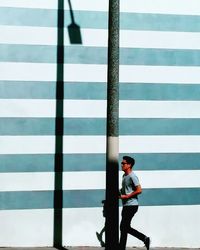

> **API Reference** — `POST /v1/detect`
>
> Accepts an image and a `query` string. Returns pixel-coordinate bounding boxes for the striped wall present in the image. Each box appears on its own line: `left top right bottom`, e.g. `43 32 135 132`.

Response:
0 0 200 248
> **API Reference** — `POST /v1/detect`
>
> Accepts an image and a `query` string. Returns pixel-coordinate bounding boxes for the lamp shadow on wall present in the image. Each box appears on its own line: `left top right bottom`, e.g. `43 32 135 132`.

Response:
54 0 82 249
67 0 82 44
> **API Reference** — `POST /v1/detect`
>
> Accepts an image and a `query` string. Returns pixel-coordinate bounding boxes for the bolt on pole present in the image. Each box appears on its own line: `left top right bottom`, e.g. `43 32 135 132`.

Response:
105 0 120 249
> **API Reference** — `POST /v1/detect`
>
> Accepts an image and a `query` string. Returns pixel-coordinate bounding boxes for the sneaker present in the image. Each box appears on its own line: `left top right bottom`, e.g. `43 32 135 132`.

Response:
144 237 150 250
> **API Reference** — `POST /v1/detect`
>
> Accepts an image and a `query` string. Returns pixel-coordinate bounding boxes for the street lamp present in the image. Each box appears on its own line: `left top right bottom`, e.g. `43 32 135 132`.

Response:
105 0 120 249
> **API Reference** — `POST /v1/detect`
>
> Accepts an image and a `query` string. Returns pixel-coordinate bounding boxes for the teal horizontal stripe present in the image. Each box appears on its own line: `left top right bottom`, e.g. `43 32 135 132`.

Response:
0 118 55 135
140 188 200 206
0 154 54 172
0 191 54 210
1 118 200 135
120 12 200 32
0 81 56 99
1 81 200 100
0 45 57 63
0 153 200 172
120 48 200 66
0 7 58 27
1 7 200 32
3 45 200 66
120 83 200 101
120 118 200 135
0 45 106 64
0 188 199 209
64 82 106 99
0 8 108 29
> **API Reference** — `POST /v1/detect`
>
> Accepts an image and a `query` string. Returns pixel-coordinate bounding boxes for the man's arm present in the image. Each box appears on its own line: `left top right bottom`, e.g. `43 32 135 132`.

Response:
119 185 142 200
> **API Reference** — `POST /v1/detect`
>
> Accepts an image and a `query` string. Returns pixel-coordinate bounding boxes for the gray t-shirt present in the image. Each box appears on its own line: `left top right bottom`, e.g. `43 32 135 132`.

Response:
121 171 140 206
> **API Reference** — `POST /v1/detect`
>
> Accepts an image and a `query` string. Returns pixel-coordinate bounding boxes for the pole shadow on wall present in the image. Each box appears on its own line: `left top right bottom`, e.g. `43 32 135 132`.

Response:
53 0 82 249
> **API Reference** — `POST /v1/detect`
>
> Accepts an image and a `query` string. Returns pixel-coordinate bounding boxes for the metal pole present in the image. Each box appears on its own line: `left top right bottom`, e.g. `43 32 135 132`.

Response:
105 0 120 249
54 0 64 247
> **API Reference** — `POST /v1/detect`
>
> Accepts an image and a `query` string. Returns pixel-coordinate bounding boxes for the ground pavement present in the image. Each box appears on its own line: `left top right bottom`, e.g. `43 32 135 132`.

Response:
0 247 198 250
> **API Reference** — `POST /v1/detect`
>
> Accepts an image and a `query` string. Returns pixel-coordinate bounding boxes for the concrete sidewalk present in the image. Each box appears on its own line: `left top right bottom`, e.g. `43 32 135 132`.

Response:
66 248 198 250
0 247 198 250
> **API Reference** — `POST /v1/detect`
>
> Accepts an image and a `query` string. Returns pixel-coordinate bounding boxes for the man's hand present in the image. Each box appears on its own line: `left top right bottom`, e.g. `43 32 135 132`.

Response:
119 194 128 200
119 186 142 200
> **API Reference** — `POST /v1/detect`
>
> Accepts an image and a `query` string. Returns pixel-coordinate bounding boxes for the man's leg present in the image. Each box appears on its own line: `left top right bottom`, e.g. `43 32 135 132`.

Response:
119 206 138 250
128 226 146 241
127 207 150 250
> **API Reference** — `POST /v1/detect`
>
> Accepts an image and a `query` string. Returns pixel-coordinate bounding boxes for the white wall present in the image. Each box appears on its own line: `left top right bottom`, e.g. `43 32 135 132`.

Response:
0 0 200 247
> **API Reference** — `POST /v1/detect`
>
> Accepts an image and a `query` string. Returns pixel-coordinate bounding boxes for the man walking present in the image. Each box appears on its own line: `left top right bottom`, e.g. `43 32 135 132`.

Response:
119 156 150 250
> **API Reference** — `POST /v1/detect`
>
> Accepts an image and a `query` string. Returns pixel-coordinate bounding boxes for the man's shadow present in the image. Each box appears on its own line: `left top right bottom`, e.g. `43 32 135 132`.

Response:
96 200 106 247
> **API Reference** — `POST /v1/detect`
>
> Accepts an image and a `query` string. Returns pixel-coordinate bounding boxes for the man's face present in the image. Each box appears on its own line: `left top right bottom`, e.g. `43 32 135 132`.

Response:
121 160 131 172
